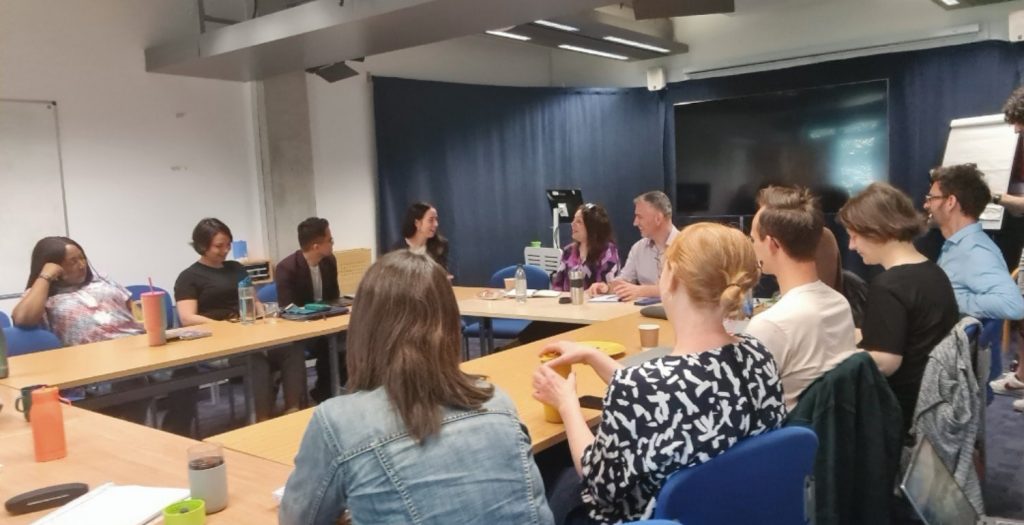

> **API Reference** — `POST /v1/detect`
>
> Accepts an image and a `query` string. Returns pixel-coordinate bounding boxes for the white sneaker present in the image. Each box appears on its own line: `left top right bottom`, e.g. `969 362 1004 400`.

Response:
990 372 1024 397
1013 398 1024 412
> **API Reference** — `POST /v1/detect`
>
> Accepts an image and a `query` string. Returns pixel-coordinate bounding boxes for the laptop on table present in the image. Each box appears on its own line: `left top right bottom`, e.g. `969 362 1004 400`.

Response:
901 437 1024 525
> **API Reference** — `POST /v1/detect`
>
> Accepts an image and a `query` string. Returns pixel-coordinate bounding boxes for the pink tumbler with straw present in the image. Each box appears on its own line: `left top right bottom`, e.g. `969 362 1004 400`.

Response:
141 280 166 346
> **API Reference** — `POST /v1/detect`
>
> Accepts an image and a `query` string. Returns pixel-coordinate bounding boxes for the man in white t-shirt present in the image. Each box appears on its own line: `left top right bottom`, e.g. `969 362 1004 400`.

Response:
746 186 859 410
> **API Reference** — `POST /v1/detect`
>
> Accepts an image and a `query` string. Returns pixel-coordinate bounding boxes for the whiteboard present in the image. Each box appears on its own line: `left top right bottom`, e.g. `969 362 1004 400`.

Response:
942 114 1018 230
0 99 68 298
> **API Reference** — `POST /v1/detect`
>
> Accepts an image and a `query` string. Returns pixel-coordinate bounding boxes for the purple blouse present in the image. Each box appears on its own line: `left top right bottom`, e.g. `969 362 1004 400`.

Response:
551 242 620 291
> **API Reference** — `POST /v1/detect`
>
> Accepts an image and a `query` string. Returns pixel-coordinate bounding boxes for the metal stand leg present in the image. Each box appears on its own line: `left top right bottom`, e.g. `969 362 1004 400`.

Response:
244 355 256 425
483 318 495 355
478 321 488 357
329 334 341 397
228 381 236 422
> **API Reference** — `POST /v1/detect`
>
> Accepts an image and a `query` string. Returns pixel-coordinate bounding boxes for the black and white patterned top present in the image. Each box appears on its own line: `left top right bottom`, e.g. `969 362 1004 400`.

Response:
580 334 787 523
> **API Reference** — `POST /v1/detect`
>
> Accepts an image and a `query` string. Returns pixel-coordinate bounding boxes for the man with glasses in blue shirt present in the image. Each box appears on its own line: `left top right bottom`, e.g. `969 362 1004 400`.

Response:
924 164 1024 322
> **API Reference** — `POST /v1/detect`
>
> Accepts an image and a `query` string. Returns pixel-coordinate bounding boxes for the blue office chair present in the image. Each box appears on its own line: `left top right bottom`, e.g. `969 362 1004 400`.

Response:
125 285 177 329
624 521 679 525
463 264 551 343
257 283 278 304
0 311 10 328
4 326 62 356
652 426 818 525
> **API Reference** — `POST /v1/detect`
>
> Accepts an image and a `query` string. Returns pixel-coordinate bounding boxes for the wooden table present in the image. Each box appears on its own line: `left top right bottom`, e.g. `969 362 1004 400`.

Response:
462 312 672 452
455 286 642 353
0 315 351 421
210 312 674 465
0 385 289 524
210 409 313 467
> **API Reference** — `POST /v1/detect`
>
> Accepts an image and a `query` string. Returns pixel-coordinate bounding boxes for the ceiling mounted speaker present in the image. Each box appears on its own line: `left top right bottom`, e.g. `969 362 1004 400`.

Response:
632 0 735 19
305 61 361 83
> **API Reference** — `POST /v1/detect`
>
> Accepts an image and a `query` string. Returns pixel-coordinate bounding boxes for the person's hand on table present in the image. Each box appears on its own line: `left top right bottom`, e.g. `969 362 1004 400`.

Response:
539 341 599 368
610 280 643 302
532 364 579 414
587 282 609 295
542 341 622 385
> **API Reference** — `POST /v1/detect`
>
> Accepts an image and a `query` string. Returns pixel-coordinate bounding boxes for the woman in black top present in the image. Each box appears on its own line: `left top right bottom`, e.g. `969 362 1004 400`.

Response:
175 218 306 420
838 183 959 436
392 202 450 273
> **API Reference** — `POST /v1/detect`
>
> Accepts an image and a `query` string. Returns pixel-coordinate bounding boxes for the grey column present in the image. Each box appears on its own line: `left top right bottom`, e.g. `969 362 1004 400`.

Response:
255 70 316 261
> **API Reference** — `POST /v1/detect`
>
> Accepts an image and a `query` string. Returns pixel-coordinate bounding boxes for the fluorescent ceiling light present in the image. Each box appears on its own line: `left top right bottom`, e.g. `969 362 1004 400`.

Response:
485 30 531 41
940 0 959 5
557 44 628 61
603 36 671 54
534 19 580 32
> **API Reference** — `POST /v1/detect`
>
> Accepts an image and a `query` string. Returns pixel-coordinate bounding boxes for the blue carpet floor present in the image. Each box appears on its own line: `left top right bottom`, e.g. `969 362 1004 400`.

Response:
984 394 1024 519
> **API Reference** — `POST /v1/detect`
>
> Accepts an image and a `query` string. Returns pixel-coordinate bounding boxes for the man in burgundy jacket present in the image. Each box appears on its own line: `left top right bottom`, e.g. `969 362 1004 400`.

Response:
276 217 341 403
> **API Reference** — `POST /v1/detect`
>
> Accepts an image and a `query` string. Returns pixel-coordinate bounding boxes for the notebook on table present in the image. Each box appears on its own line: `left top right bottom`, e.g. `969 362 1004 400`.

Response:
30 483 188 525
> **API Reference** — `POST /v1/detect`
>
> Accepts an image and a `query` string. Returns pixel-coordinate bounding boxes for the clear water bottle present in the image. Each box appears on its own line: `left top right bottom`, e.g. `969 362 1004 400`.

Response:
238 277 256 325
514 264 527 304
0 327 8 379
742 289 755 319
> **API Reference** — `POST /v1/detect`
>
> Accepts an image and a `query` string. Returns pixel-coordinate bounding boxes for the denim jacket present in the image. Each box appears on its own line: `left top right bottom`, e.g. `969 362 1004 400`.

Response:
279 385 554 525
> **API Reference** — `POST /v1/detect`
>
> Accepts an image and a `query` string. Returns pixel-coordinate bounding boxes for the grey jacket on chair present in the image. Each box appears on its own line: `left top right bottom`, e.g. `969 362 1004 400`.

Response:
908 316 986 514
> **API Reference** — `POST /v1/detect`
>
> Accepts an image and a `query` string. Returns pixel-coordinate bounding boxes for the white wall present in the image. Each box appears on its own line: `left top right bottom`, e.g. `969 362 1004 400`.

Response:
661 0 1024 80
307 35 561 258
307 0 1024 261
0 0 264 312
5 0 1020 306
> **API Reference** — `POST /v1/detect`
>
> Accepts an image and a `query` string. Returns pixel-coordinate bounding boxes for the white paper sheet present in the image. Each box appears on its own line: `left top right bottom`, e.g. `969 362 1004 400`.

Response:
942 114 1018 230
31 483 189 525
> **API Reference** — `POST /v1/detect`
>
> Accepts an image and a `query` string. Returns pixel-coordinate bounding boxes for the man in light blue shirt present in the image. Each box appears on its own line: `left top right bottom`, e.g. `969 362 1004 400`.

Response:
926 164 1024 320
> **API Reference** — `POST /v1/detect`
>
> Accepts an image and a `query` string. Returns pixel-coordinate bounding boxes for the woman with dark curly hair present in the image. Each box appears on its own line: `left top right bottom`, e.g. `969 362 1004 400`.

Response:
550 203 619 291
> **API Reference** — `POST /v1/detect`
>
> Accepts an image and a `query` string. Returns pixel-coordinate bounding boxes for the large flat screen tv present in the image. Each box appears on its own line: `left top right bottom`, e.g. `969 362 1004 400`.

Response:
674 80 889 215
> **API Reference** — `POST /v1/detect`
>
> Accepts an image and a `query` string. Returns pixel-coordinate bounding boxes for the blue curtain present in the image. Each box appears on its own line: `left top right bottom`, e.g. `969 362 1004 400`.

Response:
372 42 1024 284
374 77 672 285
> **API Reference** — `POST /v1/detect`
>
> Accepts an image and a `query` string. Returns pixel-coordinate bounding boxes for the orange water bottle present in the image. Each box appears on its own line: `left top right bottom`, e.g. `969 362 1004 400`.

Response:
30 387 67 462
